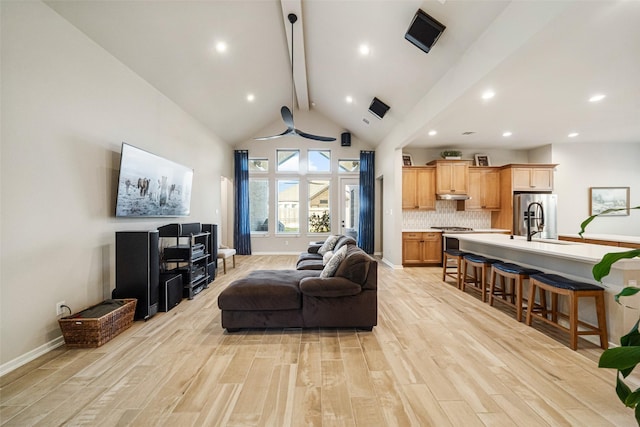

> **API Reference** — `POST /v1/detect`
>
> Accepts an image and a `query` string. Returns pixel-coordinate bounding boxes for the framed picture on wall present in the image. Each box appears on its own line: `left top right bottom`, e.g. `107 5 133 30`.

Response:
402 154 413 166
589 187 630 216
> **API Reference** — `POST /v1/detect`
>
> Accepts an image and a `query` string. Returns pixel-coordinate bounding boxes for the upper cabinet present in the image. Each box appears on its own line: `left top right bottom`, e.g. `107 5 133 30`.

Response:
511 166 554 191
463 167 500 210
402 167 436 210
427 160 471 195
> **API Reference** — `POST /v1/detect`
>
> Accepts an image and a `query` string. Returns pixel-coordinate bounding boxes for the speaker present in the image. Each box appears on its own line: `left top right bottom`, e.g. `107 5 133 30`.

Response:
158 222 201 237
368 97 390 119
404 9 446 54
207 261 216 284
201 224 218 281
114 231 159 320
341 132 351 147
159 273 182 312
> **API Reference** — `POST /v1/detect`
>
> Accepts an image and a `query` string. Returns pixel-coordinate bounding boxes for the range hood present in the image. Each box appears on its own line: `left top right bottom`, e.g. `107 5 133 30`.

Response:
437 194 470 201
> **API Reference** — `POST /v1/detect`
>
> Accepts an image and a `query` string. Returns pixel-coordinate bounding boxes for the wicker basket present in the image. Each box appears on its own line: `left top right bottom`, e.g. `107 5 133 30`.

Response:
58 299 137 348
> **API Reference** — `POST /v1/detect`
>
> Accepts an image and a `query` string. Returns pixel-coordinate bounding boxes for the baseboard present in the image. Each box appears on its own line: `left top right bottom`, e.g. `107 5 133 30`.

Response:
0 336 65 377
380 257 402 269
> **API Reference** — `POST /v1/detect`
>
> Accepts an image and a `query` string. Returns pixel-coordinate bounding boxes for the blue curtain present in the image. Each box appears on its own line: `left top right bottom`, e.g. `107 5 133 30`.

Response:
234 150 252 255
358 151 375 254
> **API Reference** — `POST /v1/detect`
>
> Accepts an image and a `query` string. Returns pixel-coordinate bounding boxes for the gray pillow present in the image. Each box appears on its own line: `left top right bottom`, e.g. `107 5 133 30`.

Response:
322 251 334 266
320 245 347 278
318 234 340 256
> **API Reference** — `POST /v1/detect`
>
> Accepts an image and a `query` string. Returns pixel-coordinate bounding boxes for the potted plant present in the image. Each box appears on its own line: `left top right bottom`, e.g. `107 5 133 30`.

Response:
581 206 640 423
440 150 462 160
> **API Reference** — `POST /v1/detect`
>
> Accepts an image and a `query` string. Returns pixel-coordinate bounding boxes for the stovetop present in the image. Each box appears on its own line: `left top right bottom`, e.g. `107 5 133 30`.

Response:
431 226 474 232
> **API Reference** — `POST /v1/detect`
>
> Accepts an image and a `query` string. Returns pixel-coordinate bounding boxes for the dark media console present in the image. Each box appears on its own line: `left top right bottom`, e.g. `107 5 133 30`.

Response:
113 223 218 320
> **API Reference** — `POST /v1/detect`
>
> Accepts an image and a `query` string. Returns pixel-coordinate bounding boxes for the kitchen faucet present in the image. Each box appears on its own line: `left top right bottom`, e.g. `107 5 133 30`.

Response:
526 202 545 241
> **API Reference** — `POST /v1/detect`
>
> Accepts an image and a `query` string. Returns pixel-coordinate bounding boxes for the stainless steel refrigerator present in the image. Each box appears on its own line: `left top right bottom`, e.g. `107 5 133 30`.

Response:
513 193 558 239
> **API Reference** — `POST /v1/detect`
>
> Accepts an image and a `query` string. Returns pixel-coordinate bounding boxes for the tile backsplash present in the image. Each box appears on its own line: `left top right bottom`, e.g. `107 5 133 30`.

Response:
402 200 492 229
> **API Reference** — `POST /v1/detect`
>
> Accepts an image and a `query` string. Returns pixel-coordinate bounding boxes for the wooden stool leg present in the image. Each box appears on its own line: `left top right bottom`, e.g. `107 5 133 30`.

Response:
569 292 579 350
457 258 463 289
223 258 227 274
525 281 536 325
540 289 548 319
515 276 523 322
489 268 496 306
481 265 487 303
441 255 447 281
595 292 609 349
551 293 559 323
232 254 236 268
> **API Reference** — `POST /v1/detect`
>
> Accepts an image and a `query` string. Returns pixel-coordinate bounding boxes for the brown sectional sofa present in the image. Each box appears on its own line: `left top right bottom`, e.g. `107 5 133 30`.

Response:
217 243 377 331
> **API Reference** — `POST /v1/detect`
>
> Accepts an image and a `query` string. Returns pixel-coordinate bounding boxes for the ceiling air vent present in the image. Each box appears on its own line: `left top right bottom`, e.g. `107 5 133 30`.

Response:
462 131 476 135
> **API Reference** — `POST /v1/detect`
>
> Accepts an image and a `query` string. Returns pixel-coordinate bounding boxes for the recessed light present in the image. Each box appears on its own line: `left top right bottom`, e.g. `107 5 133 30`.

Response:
568 132 579 138
359 44 370 56
215 41 227 53
246 93 255 102
589 94 606 102
481 90 495 100
428 130 437 136
502 131 512 137
345 96 353 104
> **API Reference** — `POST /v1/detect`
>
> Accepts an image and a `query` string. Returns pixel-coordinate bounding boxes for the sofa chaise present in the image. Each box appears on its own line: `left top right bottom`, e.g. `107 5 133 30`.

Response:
217 243 377 331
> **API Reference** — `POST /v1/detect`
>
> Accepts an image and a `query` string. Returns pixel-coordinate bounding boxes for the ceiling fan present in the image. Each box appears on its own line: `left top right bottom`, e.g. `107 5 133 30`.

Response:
255 13 336 142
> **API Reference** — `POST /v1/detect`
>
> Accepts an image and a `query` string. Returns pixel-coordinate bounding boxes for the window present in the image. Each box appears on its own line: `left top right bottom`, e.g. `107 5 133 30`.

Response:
277 179 299 233
277 150 299 172
249 158 268 173
339 159 360 173
308 180 330 233
249 178 269 232
308 150 331 172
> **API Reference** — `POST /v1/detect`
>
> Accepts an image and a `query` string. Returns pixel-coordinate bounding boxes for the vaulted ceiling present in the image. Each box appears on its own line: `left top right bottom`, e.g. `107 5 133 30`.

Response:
46 0 640 150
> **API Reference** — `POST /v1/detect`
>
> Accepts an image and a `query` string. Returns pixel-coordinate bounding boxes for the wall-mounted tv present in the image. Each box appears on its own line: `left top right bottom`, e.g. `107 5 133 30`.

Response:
115 143 193 217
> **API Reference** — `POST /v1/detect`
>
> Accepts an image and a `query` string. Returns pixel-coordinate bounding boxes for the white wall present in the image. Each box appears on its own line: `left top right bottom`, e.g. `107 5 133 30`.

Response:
0 1 232 369
553 142 640 236
234 110 374 254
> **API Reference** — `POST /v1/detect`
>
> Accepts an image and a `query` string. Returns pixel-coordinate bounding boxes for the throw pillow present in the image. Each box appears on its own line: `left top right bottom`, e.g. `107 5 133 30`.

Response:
323 251 334 266
317 234 340 256
320 245 347 278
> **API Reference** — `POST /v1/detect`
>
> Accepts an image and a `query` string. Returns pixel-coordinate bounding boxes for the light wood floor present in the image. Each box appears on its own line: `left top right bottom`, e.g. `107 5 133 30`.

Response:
1 255 636 426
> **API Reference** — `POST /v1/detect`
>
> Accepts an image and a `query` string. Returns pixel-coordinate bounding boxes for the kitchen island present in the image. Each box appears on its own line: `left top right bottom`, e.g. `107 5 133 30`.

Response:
450 233 640 343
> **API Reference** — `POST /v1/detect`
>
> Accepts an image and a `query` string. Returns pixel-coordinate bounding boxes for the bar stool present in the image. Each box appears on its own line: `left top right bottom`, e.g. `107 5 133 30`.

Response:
462 254 501 302
489 262 542 321
525 273 608 350
442 249 470 288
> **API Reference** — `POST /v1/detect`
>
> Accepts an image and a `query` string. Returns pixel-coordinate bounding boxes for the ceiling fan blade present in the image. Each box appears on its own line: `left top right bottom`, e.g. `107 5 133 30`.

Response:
296 129 336 142
254 128 294 140
281 106 295 130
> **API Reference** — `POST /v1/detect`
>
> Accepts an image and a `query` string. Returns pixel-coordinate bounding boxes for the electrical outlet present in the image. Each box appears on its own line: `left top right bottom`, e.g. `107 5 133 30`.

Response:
56 301 66 316
630 280 638 286
285 240 289 246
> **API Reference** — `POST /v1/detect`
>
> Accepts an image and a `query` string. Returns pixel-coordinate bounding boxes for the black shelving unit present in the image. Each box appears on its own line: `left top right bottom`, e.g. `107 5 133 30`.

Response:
158 223 210 299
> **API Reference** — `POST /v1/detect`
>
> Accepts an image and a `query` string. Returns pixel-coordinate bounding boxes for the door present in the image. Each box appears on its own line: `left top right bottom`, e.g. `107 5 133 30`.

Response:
340 178 359 242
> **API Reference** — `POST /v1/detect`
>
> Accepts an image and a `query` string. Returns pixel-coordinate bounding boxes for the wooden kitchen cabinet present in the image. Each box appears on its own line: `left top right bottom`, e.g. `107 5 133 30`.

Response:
512 166 554 191
428 160 470 195
402 232 442 265
402 167 436 210
463 167 500 210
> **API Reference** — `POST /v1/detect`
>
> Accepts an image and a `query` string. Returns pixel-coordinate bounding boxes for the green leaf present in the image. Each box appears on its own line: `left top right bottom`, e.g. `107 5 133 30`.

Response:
636 404 640 425
616 287 640 304
622 321 640 347
617 373 633 405
592 250 640 282
580 206 640 237
599 346 640 371
626 389 640 407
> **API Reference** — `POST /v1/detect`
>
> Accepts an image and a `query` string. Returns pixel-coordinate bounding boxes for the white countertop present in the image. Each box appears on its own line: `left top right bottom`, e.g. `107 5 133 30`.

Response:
450 233 640 266
559 233 640 246
402 228 509 233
